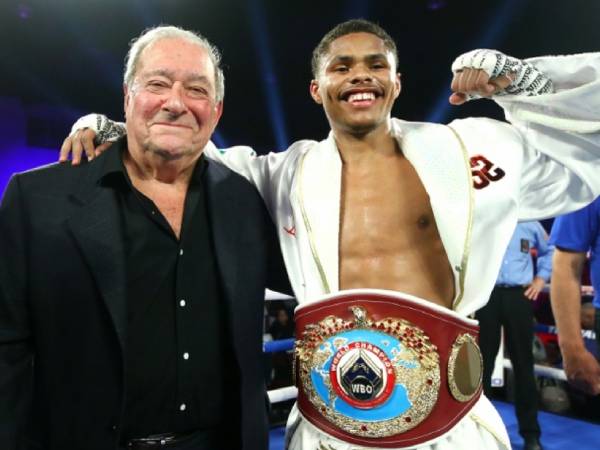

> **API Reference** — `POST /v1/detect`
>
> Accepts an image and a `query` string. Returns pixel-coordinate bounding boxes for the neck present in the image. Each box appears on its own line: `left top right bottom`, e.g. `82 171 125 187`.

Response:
333 119 399 164
124 141 201 186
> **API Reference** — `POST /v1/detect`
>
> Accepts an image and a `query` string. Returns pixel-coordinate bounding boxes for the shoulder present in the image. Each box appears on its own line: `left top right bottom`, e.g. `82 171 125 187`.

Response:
4 141 124 204
286 139 319 153
205 158 264 203
524 221 547 238
394 116 521 150
449 117 520 139
209 140 317 159
8 159 92 198
551 209 595 247
448 117 527 169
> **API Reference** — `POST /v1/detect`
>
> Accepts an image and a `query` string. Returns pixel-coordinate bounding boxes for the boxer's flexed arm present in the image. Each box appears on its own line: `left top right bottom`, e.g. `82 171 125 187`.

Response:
449 49 553 105
59 49 551 163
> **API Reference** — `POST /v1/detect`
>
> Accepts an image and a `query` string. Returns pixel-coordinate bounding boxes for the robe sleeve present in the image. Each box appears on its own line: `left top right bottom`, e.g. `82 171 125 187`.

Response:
496 52 600 220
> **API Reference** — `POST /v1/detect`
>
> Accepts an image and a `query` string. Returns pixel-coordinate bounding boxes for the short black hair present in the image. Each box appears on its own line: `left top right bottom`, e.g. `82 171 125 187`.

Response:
311 19 398 78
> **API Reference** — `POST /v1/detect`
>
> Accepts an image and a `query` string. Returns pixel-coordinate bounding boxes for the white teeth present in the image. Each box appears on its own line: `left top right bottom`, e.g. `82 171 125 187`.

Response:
348 92 376 102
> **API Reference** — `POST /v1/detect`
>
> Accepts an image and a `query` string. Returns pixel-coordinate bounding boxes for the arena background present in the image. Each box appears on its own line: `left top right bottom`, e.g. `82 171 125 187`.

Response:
1 1 600 448
1 0 600 190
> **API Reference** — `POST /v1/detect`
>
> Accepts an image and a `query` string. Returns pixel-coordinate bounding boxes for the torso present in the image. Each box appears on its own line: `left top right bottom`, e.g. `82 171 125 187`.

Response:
339 148 455 308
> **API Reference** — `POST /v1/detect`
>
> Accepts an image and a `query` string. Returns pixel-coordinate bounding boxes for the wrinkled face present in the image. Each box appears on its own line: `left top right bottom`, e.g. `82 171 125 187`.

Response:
310 32 401 135
124 38 223 161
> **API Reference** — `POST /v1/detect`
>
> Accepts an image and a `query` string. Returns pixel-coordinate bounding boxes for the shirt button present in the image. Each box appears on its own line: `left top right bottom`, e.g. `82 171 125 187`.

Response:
179 249 184 256
179 403 186 411
179 299 186 307
183 352 190 360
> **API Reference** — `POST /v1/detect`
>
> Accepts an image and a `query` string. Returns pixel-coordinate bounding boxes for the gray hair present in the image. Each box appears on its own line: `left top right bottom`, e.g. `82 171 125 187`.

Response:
124 25 225 102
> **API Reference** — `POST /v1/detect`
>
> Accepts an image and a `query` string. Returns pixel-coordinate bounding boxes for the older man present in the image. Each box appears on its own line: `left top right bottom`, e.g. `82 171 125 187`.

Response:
0 26 288 450
64 19 600 450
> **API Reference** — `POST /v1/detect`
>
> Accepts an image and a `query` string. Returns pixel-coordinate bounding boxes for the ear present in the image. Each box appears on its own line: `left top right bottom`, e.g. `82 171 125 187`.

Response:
207 100 224 137
213 100 224 125
309 79 323 104
393 72 402 99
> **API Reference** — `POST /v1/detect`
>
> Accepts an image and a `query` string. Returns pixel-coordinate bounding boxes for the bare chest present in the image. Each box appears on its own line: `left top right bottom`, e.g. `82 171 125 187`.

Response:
339 157 454 306
340 160 434 248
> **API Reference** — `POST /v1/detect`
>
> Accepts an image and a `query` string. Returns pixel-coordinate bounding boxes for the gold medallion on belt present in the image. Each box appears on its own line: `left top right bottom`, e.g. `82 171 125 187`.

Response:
295 306 441 438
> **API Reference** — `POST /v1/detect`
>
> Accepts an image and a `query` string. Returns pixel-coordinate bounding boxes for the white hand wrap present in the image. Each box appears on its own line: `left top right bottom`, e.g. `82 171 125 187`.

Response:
70 114 126 144
451 49 554 99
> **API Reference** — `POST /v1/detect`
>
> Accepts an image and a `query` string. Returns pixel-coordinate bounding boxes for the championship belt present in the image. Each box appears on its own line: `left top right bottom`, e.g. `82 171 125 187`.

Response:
294 290 482 448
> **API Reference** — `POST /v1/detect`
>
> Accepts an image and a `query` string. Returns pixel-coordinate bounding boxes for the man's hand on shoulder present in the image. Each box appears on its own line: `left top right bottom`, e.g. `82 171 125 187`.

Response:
60 128 109 165
449 49 553 105
59 113 125 165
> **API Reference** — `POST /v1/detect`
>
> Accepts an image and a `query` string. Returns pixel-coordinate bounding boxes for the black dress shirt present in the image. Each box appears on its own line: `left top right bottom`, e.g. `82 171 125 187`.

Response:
98 147 239 440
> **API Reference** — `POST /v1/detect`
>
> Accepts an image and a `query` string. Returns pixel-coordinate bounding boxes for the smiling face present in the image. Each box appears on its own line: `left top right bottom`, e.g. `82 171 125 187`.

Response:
124 37 223 161
310 32 401 136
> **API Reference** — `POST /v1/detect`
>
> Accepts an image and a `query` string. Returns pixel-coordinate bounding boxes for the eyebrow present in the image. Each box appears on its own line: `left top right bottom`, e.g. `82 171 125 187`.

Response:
142 69 211 84
328 53 389 66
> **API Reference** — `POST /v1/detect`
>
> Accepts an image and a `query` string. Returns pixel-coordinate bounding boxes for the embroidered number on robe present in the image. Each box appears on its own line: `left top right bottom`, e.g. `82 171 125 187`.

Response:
470 155 505 189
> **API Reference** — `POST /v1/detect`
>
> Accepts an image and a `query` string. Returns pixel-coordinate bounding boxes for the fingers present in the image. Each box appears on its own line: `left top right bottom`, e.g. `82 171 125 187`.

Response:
564 352 600 395
450 68 498 105
523 287 538 301
59 136 72 162
71 132 84 166
61 128 99 166
489 71 515 91
81 130 96 162
569 375 600 396
448 92 467 105
95 141 112 157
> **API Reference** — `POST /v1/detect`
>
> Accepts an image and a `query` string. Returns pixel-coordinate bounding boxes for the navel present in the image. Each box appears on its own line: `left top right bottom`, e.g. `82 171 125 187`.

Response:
417 214 430 230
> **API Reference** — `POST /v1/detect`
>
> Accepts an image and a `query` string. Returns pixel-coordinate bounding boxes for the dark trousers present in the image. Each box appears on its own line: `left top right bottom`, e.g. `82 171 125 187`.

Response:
476 286 540 438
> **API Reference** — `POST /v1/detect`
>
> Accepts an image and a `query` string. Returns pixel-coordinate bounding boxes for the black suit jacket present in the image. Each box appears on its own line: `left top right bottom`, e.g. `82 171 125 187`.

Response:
0 143 290 450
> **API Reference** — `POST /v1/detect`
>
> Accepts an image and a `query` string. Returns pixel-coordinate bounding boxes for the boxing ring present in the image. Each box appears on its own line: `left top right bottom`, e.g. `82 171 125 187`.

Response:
262 291 600 450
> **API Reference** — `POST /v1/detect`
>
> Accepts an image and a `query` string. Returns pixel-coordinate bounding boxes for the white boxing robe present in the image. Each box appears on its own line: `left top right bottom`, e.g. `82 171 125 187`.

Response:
199 52 600 450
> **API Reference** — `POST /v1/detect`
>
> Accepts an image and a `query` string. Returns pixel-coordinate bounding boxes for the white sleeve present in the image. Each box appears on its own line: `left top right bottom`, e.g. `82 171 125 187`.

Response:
203 140 311 216
495 52 600 220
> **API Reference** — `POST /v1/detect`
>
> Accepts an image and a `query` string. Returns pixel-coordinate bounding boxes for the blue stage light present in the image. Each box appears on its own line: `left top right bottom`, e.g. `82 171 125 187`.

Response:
247 0 289 151
427 0 526 123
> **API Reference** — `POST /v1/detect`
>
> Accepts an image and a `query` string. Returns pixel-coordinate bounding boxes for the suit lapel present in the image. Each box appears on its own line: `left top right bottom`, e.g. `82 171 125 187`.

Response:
66 149 128 351
204 161 240 302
